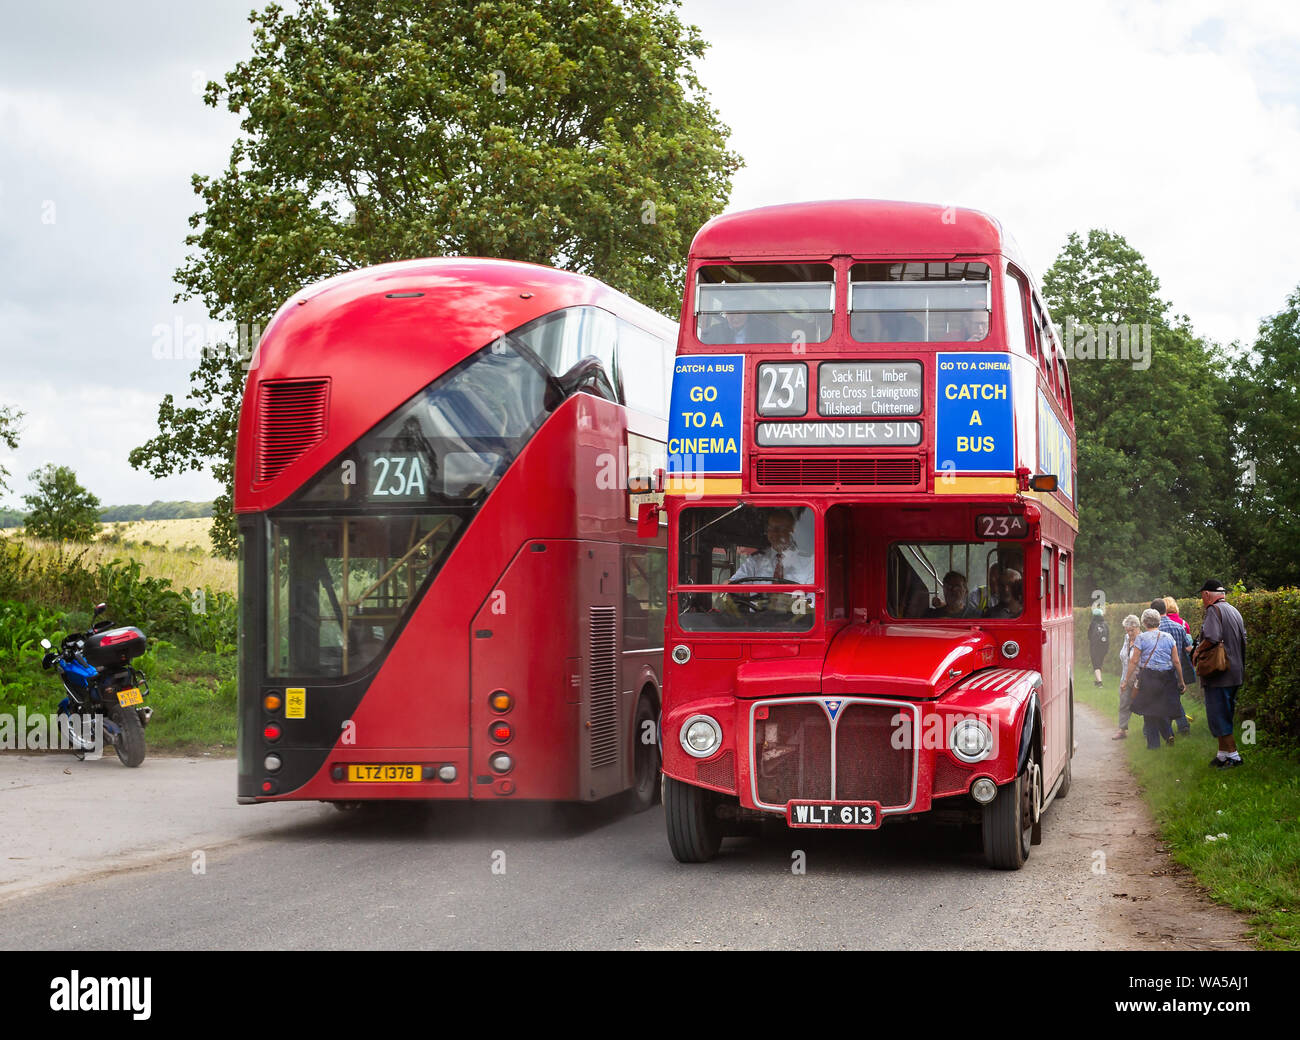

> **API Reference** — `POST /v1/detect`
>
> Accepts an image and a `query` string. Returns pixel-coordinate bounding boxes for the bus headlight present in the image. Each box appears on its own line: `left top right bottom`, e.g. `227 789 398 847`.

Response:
1001 640 1020 659
950 719 994 763
680 715 721 758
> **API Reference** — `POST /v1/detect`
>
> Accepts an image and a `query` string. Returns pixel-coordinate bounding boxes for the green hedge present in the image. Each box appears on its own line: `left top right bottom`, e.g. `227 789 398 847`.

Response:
1074 589 1300 752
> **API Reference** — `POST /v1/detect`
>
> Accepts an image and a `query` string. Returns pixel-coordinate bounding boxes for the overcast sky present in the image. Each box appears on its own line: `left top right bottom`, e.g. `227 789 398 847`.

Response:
2 0 1298 509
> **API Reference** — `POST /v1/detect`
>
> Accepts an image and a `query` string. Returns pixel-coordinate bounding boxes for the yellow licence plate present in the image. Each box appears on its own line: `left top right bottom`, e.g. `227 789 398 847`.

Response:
347 764 421 783
116 687 144 707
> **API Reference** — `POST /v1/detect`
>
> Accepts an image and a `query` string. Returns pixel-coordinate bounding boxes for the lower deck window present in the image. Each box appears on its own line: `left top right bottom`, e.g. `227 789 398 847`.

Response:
267 514 463 677
889 541 1025 620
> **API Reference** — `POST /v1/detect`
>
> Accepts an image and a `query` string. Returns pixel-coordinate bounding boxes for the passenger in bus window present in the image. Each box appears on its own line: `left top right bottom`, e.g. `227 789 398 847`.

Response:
700 310 781 345
984 569 1024 618
926 572 981 619
967 562 1001 614
729 508 814 584
965 313 990 341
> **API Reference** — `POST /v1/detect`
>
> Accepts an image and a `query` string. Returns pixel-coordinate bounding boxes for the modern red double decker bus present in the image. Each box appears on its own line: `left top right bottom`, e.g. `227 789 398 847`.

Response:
651 200 1078 868
234 258 676 810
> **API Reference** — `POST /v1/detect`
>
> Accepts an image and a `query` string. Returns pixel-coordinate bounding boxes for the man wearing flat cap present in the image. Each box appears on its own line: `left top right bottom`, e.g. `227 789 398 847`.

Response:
1194 580 1247 769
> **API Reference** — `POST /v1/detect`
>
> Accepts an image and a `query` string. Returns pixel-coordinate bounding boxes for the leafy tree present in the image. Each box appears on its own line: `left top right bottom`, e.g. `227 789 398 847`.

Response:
0 405 22 498
132 0 741 557
1042 230 1238 602
1228 284 1300 587
22 465 102 542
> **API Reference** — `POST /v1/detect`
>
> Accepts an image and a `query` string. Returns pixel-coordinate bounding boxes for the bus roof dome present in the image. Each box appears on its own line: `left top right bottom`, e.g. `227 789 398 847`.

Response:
690 199 1010 261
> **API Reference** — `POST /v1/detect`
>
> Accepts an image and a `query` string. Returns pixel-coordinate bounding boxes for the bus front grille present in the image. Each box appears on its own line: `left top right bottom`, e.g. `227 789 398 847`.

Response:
834 704 913 805
752 699 916 810
754 703 832 805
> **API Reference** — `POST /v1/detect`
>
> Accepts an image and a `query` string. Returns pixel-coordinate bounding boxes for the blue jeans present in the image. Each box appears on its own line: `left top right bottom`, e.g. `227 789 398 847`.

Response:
1142 715 1174 749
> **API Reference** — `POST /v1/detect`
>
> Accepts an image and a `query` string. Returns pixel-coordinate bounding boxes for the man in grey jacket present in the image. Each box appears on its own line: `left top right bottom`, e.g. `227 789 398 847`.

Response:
1195 579 1247 769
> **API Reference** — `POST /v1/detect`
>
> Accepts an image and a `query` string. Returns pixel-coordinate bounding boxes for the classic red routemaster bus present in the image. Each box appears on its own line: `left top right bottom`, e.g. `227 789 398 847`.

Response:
235 258 676 810
649 200 1078 868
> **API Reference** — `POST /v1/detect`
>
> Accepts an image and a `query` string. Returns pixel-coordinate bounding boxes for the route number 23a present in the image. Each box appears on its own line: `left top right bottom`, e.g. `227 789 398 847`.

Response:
371 455 427 497
758 363 807 415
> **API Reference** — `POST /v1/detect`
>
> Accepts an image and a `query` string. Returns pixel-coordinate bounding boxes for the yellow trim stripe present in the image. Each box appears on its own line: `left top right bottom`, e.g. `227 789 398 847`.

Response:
933 476 1019 495
663 477 743 496
1023 489 1080 531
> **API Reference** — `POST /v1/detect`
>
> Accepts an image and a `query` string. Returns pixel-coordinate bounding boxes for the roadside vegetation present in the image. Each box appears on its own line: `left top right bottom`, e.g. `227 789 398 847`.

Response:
1073 601 1300 950
0 526 236 753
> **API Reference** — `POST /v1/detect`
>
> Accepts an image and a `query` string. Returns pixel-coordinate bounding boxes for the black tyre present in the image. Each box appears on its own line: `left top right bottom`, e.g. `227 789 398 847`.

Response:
982 754 1035 869
664 775 722 863
112 707 146 768
628 693 661 813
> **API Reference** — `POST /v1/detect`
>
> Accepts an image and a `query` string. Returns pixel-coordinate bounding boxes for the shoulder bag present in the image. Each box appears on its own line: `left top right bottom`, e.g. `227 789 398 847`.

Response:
1194 604 1228 677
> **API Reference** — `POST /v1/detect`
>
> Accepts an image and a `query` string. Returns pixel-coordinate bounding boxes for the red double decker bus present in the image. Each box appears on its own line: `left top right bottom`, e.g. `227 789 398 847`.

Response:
653 200 1077 868
235 258 676 810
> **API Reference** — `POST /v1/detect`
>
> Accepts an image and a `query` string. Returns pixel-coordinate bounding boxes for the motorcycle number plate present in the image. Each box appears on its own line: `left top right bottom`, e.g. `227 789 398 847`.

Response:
116 687 144 707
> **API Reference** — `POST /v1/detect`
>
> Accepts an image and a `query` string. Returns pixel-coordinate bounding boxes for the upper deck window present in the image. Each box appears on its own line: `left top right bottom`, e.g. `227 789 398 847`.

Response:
695 264 833 346
850 262 990 343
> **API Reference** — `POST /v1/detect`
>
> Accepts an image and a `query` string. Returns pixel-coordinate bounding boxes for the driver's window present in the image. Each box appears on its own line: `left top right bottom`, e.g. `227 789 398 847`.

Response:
677 504 816 633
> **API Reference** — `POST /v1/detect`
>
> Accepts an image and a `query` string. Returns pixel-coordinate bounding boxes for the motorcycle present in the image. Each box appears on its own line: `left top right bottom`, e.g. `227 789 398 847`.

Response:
40 602 152 767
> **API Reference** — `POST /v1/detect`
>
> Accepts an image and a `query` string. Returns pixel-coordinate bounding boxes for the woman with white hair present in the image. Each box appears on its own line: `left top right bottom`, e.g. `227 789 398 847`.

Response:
1112 613 1141 740
1122 608 1187 749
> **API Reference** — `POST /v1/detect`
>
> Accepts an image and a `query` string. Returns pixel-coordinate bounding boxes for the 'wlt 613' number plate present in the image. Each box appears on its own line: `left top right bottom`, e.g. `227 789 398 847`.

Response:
786 801 882 829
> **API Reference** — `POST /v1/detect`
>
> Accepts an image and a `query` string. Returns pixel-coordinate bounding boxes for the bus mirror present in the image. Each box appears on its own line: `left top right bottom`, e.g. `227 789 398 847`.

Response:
1029 474 1058 492
637 502 661 538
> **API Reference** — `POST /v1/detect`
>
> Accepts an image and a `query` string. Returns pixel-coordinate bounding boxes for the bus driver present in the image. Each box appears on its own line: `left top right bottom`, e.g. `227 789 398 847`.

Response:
729 508 814 585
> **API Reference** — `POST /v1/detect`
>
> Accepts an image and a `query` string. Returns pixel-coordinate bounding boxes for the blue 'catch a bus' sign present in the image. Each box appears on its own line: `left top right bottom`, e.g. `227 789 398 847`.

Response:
934 352 1014 473
667 354 744 474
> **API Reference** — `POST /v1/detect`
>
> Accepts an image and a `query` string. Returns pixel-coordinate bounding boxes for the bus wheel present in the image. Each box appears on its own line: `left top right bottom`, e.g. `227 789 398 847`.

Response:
664 776 722 863
982 754 1035 870
628 693 661 813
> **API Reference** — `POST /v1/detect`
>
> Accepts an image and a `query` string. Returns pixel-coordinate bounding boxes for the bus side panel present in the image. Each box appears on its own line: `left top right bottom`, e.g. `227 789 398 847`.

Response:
470 540 582 800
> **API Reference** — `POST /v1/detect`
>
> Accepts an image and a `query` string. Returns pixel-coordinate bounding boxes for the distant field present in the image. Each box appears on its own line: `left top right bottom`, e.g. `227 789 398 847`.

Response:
7 517 234 596
100 516 213 551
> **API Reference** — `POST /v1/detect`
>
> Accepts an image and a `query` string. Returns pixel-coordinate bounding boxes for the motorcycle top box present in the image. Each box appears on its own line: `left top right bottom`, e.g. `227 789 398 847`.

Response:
83 626 147 667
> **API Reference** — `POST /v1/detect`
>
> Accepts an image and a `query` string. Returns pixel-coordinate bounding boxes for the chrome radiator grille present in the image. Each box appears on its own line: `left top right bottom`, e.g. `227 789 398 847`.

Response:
751 698 917 811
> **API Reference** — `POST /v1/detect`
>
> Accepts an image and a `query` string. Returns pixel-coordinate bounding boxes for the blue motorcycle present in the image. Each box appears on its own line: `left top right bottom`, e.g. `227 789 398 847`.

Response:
40 602 152 767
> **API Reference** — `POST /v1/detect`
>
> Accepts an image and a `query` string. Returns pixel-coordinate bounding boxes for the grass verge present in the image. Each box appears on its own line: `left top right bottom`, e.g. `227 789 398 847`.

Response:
1076 664 1300 950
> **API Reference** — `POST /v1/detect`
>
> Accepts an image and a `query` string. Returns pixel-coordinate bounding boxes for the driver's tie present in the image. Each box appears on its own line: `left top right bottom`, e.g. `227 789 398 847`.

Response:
774 553 784 582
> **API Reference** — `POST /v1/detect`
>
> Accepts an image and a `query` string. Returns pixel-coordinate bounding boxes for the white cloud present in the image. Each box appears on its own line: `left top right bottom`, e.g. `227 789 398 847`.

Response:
683 0 1300 345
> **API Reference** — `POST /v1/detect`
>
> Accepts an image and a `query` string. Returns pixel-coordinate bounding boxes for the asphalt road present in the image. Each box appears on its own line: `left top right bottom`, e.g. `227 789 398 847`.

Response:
0 706 1250 951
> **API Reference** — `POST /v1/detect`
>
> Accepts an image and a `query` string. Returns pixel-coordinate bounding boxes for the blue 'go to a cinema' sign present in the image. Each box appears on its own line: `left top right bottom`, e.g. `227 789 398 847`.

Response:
668 354 744 474
934 352 1014 473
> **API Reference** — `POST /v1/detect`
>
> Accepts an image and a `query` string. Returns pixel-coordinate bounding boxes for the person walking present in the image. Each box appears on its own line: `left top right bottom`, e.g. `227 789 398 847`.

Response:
1088 607 1109 687
1194 580 1248 769
1151 598 1194 735
1123 608 1186 749
1112 613 1141 740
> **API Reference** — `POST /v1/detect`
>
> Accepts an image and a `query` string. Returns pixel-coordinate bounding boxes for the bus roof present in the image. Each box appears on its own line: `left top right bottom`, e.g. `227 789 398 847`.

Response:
239 257 674 510
689 199 1022 266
